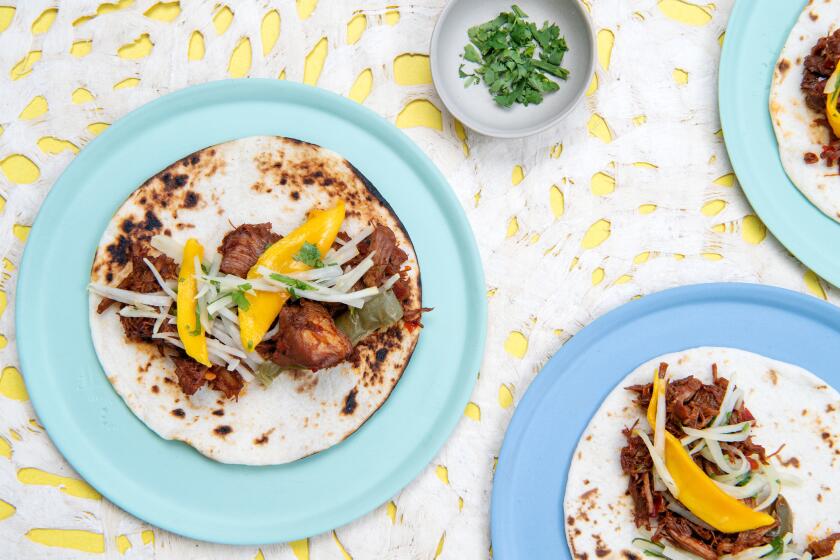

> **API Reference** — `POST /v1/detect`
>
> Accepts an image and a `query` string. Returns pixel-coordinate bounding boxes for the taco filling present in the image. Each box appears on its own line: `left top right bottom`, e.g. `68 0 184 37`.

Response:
89 203 428 401
801 29 840 169
622 363 839 560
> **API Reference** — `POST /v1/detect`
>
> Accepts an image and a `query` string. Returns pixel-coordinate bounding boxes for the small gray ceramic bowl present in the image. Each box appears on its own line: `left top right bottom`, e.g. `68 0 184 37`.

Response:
430 0 595 138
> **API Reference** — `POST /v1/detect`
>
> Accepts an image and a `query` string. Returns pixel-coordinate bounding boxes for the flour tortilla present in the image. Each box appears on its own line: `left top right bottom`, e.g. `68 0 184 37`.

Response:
770 1 840 222
89 136 422 465
564 347 840 560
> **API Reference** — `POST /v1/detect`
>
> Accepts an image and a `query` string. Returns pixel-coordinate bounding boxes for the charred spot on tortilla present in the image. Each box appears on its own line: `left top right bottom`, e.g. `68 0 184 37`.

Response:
254 429 274 445
151 385 159 394
212 409 224 416
214 425 232 436
376 348 388 362
182 191 199 208
778 58 791 75
291 190 300 200
106 235 131 265
342 387 358 415
171 408 185 418
105 272 113 282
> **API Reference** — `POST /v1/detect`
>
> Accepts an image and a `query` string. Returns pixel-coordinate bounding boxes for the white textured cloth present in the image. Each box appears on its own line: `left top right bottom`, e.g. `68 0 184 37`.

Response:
0 0 835 558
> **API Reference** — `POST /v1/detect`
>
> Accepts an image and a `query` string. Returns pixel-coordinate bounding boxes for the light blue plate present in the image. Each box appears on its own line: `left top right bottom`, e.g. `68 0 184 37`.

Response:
490 283 840 559
16 80 486 544
719 0 840 285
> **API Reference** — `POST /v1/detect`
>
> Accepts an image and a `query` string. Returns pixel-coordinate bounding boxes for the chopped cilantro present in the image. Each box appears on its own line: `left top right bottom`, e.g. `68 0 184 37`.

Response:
459 5 569 108
190 308 202 336
293 242 325 268
230 289 250 311
270 274 312 291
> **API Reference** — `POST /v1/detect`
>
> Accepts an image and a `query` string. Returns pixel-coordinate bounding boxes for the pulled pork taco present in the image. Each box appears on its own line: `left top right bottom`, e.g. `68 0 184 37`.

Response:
88 136 428 465
770 1 840 222
565 347 840 560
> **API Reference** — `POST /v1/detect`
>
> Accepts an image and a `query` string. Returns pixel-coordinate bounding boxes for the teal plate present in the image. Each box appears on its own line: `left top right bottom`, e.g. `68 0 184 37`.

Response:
719 0 840 286
16 80 486 544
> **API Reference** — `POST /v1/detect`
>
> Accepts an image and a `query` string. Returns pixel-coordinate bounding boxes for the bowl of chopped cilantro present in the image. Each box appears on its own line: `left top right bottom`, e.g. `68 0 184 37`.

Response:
430 0 595 138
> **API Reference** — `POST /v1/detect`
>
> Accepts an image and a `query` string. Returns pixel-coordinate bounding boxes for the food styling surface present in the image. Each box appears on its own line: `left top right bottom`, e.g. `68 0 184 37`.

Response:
2 0 840 559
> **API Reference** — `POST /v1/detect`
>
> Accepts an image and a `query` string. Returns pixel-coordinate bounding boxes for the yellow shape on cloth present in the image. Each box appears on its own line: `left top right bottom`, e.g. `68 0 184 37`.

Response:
658 0 713 26
0 292 5 316
597 29 614 70
804 270 827 300
701 199 726 216
592 267 605 285
73 0 133 26
504 331 528 358
436 465 449 485
304 37 328 85
633 115 647 126
435 533 446 558
213 5 233 34
385 7 400 25
499 384 513 409
228 37 252 78
550 143 563 158
38 137 79 155
394 53 431 85
718 32 725 47
297 0 318 20
464 402 481 421
614 274 633 285
10 51 42 80
638 204 657 214
261 10 280 56
591 172 615 195
87 123 110 136
0 435 11 459
550 185 565 218
290 538 309 559
332 532 352 559
386 501 397 523
1 155 39 184
713 173 736 187
586 73 598 96
144 2 180 22
188 31 205 60
348 69 373 104
19 96 48 120
347 13 366 45
587 114 612 143
71 40 93 57
512 165 524 185
114 77 140 90
118 33 153 59
455 120 469 156
8 223 20 241
0 499 15 520
72 88 94 104
702 253 723 261
141 530 154 545
255 550 265 560
581 219 611 249
26 529 104 554
17 468 101 500
32 8 57 34
116 534 131 554
396 100 442 130
506 216 519 238
0 6 14 33
673 68 689 85
742 215 767 245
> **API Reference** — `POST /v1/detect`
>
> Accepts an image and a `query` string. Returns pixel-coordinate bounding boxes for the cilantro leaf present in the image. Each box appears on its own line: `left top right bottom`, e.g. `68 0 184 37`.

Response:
270 274 313 294
293 242 325 268
230 289 250 311
190 307 202 336
459 5 570 108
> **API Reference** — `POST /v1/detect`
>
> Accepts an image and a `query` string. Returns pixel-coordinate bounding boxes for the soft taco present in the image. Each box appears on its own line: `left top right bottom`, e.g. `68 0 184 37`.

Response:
564 347 840 560
770 1 840 222
88 136 429 465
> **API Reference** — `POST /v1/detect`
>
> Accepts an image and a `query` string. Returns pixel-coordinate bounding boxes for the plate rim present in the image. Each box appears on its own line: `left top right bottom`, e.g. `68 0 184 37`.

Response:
489 281 840 559
15 78 488 544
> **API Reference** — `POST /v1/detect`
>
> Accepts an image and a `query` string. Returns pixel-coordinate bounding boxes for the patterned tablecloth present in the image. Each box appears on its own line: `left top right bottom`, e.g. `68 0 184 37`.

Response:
0 0 835 558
